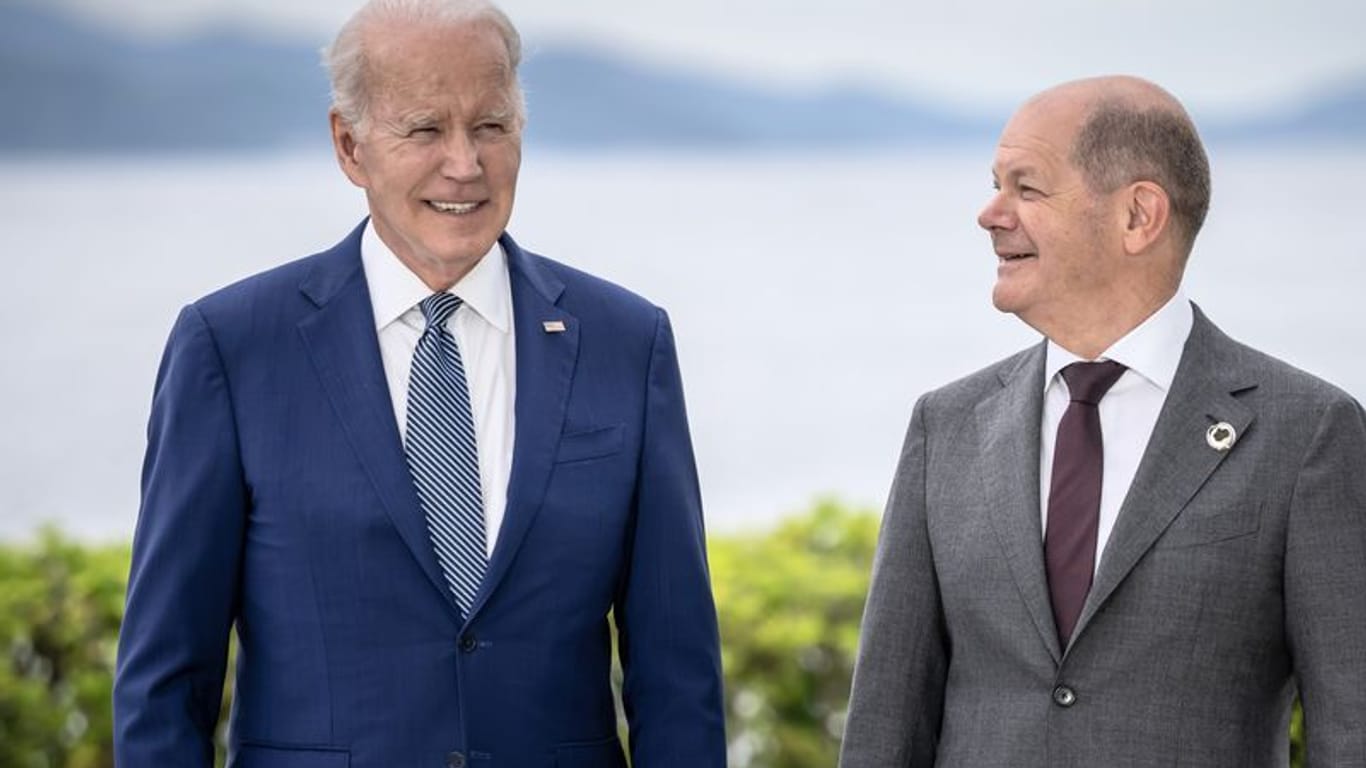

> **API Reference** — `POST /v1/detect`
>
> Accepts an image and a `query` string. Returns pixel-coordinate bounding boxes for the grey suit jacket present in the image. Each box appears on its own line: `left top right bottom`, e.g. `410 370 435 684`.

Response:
840 306 1366 767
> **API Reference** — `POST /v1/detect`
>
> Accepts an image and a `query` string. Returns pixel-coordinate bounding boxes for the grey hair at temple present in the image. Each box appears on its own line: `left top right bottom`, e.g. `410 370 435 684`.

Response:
323 0 525 133
1071 100 1212 257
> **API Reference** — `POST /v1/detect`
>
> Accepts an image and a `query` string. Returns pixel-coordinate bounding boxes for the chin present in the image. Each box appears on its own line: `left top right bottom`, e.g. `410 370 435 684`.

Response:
434 233 498 263
991 285 1021 315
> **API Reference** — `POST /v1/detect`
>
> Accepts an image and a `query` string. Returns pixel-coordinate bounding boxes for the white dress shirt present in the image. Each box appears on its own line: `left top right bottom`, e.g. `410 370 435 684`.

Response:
361 223 516 558
1040 291 1194 573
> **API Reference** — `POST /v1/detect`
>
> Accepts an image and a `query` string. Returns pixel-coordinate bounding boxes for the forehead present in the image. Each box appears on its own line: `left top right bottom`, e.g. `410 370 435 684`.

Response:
992 98 1084 178
366 20 515 105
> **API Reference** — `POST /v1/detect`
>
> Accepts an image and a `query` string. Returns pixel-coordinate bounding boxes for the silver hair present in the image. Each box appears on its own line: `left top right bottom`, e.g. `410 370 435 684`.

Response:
1071 100 1211 256
323 0 525 133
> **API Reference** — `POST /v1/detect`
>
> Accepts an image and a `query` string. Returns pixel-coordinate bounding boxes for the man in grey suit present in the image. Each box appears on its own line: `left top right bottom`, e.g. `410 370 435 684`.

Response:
840 75 1366 766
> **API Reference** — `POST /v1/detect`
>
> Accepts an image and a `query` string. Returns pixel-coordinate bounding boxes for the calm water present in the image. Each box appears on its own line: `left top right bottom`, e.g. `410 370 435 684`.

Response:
3 145 1364 539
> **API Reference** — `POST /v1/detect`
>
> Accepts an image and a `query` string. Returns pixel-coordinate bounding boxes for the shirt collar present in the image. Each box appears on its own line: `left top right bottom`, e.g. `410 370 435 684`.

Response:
1043 290 1194 392
360 221 513 334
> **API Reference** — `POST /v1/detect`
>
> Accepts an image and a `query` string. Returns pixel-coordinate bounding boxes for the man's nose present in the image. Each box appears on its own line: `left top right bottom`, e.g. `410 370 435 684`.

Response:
977 191 1015 231
441 131 482 181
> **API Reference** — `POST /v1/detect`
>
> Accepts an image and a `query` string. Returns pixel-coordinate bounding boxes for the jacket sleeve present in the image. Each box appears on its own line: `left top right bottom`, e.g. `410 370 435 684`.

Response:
840 394 947 767
1284 394 1366 764
614 308 728 766
113 304 247 766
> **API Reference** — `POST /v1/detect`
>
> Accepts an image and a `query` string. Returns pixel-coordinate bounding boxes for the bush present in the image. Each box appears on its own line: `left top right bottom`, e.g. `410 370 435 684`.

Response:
0 531 126 768
711 499 879 766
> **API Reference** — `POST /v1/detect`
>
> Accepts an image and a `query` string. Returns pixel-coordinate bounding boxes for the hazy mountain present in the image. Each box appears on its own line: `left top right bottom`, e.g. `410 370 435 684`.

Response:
1210 80 1366 142
518 46 998 147
0 4 1361 153
0 5 330 151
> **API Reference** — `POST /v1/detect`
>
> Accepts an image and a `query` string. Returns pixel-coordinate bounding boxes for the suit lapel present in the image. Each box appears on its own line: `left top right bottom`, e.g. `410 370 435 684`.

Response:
1074 307 1256 640
465 235 579 620
976 342 1064 663
296 222 460 616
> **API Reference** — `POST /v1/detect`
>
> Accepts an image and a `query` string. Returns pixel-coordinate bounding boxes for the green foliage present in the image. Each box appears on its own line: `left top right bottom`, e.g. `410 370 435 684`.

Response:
0 531 127 768
0 504 1311 767
710 499 879 767
1291 700 1305 768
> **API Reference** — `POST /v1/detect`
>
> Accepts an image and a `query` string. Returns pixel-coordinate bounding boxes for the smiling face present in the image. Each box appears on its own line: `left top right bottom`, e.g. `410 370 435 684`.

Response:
331 18 522 290
977 94 1127 340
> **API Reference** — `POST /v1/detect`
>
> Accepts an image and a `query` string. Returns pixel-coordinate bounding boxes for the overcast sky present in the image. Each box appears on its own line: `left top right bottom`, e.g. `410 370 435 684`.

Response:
53 0 1366 118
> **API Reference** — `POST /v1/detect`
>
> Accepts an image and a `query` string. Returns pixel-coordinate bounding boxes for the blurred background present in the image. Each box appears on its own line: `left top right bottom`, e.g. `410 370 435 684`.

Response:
2 0 1364 539
0 0 1359 764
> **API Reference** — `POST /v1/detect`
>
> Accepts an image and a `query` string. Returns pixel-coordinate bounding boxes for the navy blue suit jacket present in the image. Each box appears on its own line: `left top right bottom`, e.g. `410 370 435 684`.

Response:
113 223 726 767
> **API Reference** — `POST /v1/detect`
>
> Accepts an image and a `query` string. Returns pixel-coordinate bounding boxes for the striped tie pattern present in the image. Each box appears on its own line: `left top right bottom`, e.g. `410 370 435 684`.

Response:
405 293 487 616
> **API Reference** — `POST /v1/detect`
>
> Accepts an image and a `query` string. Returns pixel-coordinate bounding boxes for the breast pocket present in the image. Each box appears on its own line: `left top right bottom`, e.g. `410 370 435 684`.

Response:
555 424 625 464
232 743 350 768
555 735 627 768
1155 503 1262 549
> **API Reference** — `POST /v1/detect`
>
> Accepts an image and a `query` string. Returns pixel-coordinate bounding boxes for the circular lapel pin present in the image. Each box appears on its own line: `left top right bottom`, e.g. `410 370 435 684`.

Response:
1206 422 1237 452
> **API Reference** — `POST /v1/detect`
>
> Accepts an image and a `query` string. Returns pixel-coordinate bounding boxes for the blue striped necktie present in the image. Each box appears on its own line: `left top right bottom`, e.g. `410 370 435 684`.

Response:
405 292 487 616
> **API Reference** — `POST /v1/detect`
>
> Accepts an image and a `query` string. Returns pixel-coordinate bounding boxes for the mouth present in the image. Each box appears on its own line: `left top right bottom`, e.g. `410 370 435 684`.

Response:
426 200 483 215
997 251 1036 263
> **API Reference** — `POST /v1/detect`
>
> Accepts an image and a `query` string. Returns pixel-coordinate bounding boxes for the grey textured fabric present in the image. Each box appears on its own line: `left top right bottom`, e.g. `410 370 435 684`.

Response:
840 305 1366 767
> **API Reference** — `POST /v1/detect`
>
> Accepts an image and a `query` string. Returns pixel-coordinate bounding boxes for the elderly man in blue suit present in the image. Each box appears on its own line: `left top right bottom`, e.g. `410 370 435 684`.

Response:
112 1 726 765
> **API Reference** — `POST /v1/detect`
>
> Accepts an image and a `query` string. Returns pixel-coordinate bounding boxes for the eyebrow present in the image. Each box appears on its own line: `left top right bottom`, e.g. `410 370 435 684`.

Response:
482 106 516 122
394 111 439 129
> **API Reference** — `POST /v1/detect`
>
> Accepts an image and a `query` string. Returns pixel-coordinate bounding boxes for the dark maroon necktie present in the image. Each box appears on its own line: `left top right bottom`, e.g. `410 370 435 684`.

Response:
1045 360 1127 648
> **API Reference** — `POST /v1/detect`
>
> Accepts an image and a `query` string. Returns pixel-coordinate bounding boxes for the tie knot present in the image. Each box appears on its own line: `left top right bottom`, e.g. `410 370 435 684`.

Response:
418 292 464 330
1061 360 1127 405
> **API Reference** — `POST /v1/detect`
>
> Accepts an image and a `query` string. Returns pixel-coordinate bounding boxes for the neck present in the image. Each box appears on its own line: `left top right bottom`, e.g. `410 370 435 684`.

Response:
1030 288 1177 359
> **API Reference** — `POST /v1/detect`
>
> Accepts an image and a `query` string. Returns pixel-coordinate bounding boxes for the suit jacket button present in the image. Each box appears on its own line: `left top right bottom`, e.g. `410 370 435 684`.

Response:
446 751 466 768
459 634 477 653
1052 685 1077 708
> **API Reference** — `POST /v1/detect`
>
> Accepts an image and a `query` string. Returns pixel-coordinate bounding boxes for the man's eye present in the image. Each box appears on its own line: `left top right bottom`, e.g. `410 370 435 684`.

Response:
1019 185 1044 198
409 126 439 137
476 122 509 135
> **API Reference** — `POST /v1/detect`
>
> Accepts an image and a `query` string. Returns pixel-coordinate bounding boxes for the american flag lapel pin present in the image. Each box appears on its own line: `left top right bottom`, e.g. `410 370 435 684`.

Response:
542 320 567 333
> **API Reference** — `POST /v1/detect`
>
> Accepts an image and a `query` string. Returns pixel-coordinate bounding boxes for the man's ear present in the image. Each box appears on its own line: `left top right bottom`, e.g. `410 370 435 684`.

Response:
1121 181 1170 255
330 110 367 188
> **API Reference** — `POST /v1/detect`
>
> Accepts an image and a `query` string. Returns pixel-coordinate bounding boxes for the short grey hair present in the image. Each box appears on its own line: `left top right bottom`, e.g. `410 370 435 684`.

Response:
1071 101 1211 255
323 0 524 132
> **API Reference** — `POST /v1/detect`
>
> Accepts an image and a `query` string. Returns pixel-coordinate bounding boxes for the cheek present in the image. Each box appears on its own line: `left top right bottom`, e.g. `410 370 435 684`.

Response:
486 144 521 186
374 145 437 186
1053 235 1106 286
